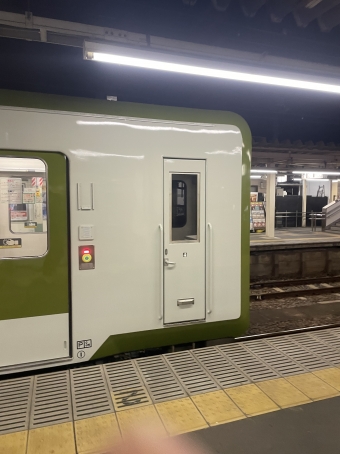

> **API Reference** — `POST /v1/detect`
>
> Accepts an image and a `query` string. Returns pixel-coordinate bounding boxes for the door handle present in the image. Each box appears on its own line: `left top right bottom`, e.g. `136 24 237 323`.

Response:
164 258 176 266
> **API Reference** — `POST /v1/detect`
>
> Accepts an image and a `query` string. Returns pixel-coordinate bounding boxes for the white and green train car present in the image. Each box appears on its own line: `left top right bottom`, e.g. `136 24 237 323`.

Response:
0 90 251 374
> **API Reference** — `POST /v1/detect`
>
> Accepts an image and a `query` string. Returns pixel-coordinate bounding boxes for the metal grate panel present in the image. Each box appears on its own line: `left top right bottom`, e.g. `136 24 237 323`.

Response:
0 376 33 435
218 343 279 382
164 351 220 395
312 331 340 353
289 333 340 366
104 361 152 411
192 347 250 388
135 356 187 402
244 340 307 377
29 370 72 429
267 337 330 371
70 365 114 420
330 327 340 337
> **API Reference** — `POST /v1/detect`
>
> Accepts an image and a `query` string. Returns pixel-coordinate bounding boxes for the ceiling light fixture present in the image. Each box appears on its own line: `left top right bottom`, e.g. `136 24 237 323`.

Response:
84 42 340 94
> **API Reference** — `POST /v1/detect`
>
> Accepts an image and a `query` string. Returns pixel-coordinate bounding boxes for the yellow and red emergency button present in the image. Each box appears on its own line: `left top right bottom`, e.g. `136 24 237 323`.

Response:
79 245 95 270
82 250 92 263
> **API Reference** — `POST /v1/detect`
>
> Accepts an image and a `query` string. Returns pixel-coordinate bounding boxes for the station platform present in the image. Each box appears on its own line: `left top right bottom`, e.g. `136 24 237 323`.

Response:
250 227 340 251
2 327 340 454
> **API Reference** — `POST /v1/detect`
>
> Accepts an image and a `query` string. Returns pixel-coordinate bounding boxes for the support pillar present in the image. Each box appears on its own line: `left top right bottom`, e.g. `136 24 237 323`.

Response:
302 177 307 227
331 180 338 202
265 173 276 238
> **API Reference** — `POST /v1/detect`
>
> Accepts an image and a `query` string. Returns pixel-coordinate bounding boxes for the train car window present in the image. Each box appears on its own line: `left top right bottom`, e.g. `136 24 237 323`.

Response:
171 174 199 242
172 179 187 228
0 157 48 257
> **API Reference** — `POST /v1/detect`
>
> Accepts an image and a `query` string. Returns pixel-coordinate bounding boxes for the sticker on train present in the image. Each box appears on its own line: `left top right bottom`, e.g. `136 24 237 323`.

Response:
0 238 22 248
77 339 92 349
10 211 27 221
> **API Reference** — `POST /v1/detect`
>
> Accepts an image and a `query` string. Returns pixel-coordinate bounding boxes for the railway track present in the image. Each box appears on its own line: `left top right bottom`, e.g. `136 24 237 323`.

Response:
250 276 340 300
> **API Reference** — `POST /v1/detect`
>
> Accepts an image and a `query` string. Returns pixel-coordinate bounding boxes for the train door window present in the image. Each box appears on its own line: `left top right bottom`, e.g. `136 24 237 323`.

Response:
0 157 48 257
172 180 187 228
171 174 199 242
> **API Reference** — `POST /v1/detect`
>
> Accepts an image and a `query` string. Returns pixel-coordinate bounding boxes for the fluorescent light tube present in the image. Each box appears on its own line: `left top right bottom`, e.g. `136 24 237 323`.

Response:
306 178 329 181
251 169 277 174
294 177 329 181
84 42 340 94
250 176 261 179
292 171 340 175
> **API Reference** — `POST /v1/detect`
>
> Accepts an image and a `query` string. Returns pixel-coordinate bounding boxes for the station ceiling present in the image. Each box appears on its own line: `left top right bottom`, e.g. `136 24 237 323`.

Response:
1 0 340 154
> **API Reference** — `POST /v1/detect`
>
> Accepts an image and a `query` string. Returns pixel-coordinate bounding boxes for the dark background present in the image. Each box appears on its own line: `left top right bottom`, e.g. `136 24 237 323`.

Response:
1 0 340 143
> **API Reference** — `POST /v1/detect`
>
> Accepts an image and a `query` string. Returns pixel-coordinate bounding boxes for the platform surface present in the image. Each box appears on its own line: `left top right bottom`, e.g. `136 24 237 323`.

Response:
188 396 340 454
2 327 340 453
250 227 340 249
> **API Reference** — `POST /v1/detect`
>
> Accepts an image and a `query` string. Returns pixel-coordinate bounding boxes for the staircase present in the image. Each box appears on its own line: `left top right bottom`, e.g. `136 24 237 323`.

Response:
328 220 340 233
323 200 340 234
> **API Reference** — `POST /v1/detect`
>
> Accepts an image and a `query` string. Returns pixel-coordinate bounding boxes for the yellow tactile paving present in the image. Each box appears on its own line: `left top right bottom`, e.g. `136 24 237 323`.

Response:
4 355 340 454
27 422 76 454
191 390 245 425
116 404 166 438
156 398 208 435
257 378 311 408
286 373 339 401
0 431 27 454
313 368 340 391
225 384 279 416
74 414 121 454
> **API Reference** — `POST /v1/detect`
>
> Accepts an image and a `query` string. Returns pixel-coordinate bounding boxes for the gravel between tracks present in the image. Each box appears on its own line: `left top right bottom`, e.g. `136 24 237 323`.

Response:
246 294 340 335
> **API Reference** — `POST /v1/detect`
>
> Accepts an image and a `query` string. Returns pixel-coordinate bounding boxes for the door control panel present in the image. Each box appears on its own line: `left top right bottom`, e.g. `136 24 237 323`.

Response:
79 245 95 270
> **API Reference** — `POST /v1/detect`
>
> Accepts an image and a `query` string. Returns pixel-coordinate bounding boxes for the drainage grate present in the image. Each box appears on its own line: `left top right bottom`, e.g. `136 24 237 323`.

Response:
104 361 152 411
29 371 72 429
192 347 250 388
135 356 187 402
267 336 330 371
164 351 220 395
70 365 113 420
218 343 279 382
0 376 33 435
289 334 340 366
244 340 307 377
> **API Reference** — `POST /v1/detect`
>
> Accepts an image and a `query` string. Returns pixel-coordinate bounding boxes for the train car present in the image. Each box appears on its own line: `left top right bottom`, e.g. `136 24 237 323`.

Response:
0 90 251 374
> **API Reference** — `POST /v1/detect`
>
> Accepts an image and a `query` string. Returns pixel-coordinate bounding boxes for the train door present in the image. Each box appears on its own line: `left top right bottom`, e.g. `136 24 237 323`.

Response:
0 152 70 368
163 159 206 324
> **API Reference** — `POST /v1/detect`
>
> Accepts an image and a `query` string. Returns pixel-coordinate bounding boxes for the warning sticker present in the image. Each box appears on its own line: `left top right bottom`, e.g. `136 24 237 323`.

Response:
0 238 22 249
